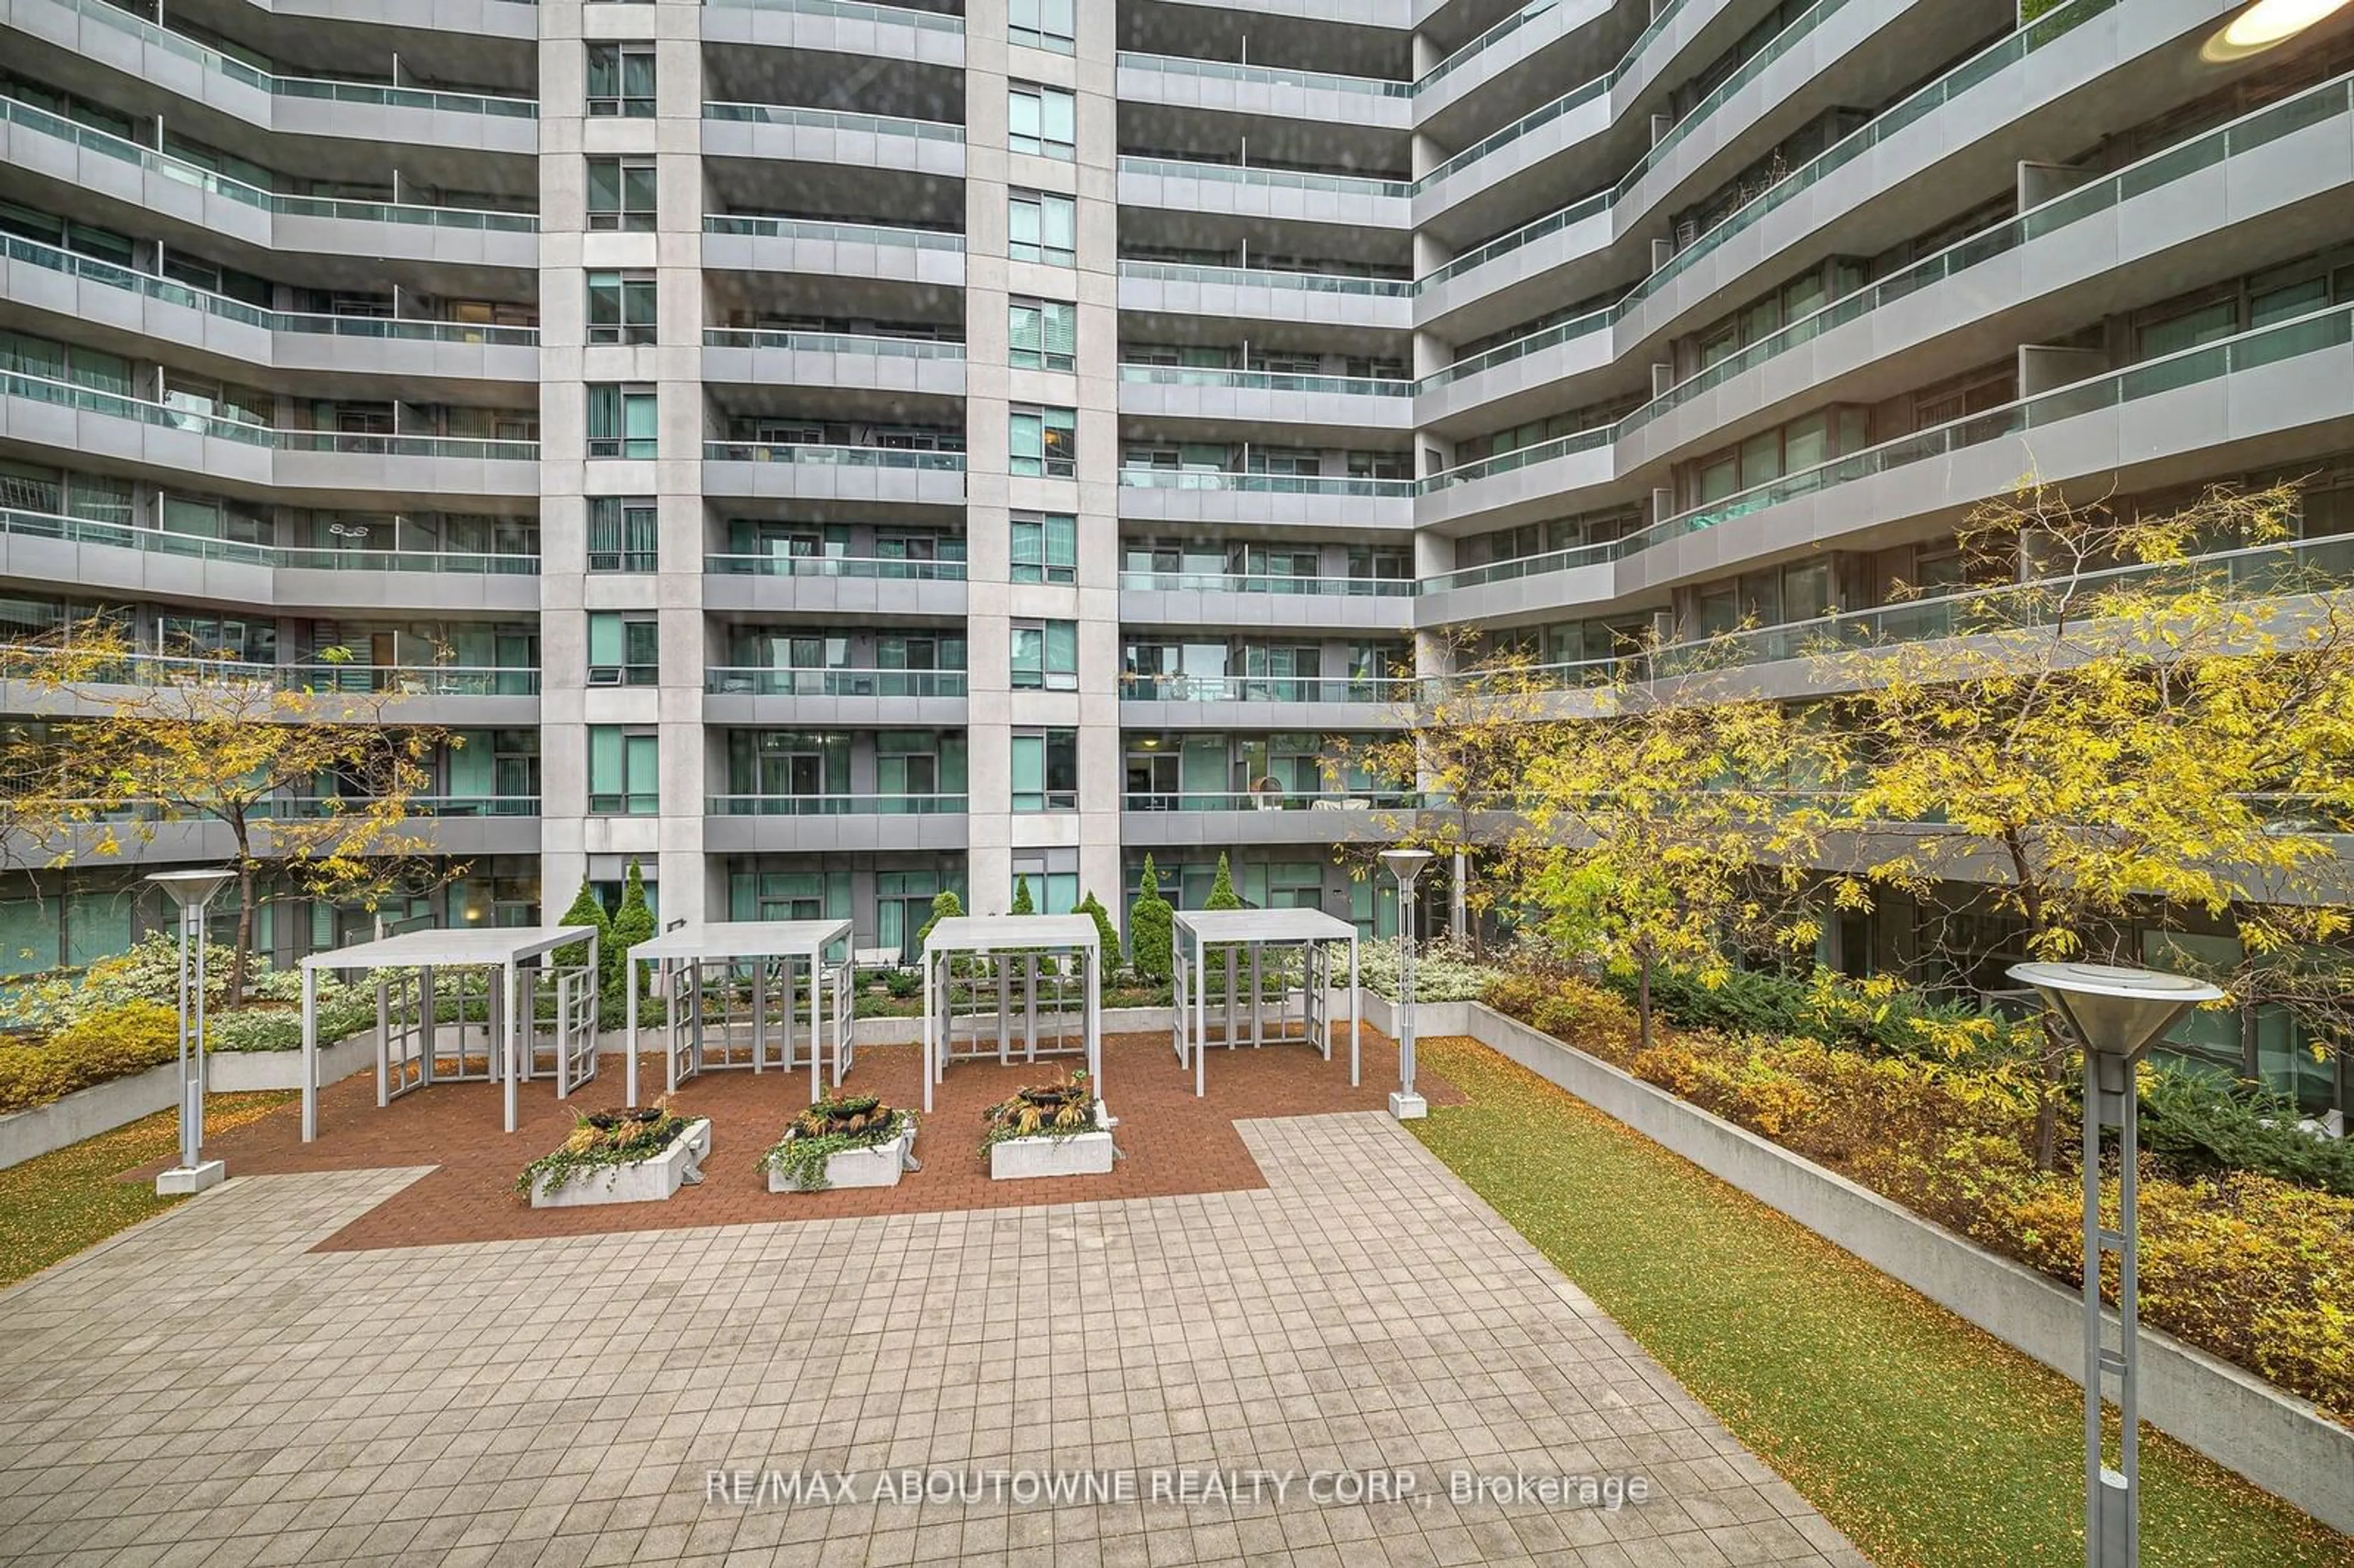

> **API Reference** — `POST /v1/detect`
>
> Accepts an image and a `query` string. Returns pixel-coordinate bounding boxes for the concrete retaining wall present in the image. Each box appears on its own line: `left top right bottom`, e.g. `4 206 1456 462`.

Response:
1419 997 2353 1537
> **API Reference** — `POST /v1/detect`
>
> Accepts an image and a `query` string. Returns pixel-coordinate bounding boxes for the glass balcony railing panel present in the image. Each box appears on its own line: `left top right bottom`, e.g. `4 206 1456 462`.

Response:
270 313 539 345
1118 570 1413 596
1422 308 1610 389
0 507 539 572
706 793 969 816
703 667 969 697
1420 189 1610 288
1417 0 1560 92
1617 0 1847 204
1419 539 1621 594
1640 303 2354 552
1114 260 1412 297
1116 468 1414 497
278 794 541 818
1115 364 1411 397
702 214 965 249
1117 156 1410 199
1414 75 1608 192
701 0 962 29
1116 53 1412 97
702 441 966 470
275 547 541 573
36 653 541 695
702 328 964 357
1118 674 1411 703
1420 427 1613 492
699 102 964 140
1122 789 1417 812
704 553 968 581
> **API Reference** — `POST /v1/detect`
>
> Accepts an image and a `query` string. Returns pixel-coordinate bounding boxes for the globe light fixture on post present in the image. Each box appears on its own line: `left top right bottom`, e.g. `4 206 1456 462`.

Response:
2008 961 2223 1568
149 868 236 1196
1378 847 1434 1121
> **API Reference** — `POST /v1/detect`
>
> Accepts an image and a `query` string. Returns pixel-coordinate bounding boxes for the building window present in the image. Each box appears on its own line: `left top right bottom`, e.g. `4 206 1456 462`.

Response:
1008 83 1076 159
1008 189 1076 266
1010 405 1075 478
587 612 658 686
586 156 656 232
1010 512 1076 584
588 495 657 572
1010 619 1078 690
585 44 655 117
1008 299 1076 370
1011 728 1078 811
587 271 657 345
588 726 658 814
1008 0 1075 51
585 384 657 459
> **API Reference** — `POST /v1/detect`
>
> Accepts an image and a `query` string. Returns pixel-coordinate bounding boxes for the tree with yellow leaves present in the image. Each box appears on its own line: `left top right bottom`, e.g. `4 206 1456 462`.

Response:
1818 476 2354 1164
1 617 457 1002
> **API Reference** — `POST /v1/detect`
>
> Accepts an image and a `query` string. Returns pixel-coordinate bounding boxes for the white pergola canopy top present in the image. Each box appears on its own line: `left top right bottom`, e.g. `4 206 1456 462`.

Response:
923 914 1100 957
300 923 599 972
628 918 851 964
1174 908 1356 946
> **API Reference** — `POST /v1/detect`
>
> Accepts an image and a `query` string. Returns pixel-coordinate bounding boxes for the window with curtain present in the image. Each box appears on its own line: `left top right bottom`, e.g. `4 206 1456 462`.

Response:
585 43 655 116
1010 406 1076 477
1009 190 1076 265
1010 619 1078 690
586 612 657 685
586 272 657 344
588 726 658 813
1008 83 1076 159
1010 728 1078 810
586 384 657 459
586 156 656 232
1010 513 1076 583
1008 299 1076 370
588 495 657 572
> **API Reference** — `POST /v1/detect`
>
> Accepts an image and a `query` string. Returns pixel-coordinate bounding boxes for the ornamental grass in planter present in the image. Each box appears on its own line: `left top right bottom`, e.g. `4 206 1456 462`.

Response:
516 1100 707 1206
760 1092 918 1192
981 1068 1115 1179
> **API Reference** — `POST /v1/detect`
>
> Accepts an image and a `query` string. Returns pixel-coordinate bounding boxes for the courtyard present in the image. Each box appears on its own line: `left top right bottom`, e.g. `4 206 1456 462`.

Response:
0 1035 1859 1568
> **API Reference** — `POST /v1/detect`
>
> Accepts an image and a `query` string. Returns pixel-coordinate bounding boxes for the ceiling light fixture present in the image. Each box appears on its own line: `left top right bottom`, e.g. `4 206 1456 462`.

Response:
2203 0 2352 60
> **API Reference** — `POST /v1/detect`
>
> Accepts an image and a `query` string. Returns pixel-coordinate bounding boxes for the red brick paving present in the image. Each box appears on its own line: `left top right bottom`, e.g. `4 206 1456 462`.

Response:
136 1029 1460 1252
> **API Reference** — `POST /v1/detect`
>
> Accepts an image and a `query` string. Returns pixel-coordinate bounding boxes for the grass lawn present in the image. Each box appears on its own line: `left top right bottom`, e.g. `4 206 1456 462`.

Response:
0 1092 294 1290
1409 1035 2354 1568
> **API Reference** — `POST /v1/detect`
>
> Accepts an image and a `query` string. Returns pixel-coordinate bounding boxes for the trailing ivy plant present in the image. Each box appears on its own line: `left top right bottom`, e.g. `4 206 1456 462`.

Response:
514 1100 690 1198
759 1092 915 1192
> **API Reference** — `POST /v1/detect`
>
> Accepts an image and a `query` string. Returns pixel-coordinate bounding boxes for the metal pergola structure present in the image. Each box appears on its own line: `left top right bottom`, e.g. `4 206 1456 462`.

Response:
1172 908 1360 1097
297 923 601 1139
622 918 854 1106
920 914 1102 1114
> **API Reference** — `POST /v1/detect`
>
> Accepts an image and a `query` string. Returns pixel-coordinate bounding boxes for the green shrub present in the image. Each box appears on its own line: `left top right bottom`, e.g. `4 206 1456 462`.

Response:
1010 875 1035 915
1074 891 1120 969
555 878 609 976
0 1000 183 1114
1129 856 1173 983
207 1010 303 1053
1355 934 1497 1002
916 889 962 946
883 967 923 1000
2141 1068 2354 1197
606 861 654 997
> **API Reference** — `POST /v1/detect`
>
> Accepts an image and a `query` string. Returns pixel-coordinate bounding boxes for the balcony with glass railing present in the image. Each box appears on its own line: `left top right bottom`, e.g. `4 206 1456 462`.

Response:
701 0 962 29
1 371 539 462
1116 52 1412 99
1118 673 1413 704
704 552 967 581
706 793 967 816
0 650 540 696
1117 156 1412 200
702 213 964 250
0 97 539 231
41 0 539 119
1418 426 1613 493
702 440 966 469
1124 789 1418 813
1116 259 1413 297
1116 364 1412 398
276 794 541 818
701 102 962 140
1118 568 1412 596
0 507 539 573
703 667 969 698
702 328 964 359
1117 467 1414 497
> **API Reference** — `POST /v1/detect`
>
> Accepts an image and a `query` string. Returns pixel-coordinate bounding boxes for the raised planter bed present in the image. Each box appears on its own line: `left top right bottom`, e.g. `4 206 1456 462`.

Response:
525 1115 710 1209
991 1122 1115 1180
982 1068 1116 1181
761 1094 920 1192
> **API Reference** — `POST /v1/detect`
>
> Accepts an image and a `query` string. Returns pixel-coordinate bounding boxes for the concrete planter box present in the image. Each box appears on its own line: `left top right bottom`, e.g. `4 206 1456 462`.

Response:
529 1117 710 1209
210 1034 373 1093
767 1119 918 1192
991 1108 1115 1181
1446 999 2354 1537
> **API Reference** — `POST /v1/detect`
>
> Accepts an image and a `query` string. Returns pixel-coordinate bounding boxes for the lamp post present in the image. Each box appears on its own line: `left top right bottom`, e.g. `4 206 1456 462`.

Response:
149 868 235 1195
2008 961 2222 1568
1379 847 1433 1120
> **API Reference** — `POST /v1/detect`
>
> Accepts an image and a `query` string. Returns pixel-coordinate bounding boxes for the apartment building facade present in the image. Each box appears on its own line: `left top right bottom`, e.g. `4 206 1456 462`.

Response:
2 0 2350 1107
